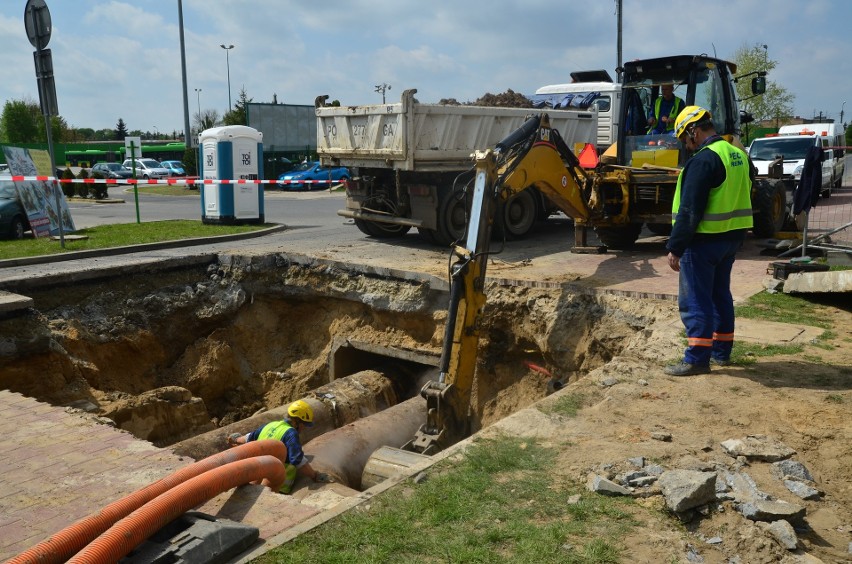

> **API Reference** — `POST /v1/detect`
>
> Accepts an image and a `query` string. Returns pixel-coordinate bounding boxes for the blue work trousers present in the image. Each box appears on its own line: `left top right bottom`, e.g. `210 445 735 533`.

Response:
677 237 743 365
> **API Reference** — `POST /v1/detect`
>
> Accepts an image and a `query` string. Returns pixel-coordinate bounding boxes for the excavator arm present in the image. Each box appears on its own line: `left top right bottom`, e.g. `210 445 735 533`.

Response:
404 114 592 455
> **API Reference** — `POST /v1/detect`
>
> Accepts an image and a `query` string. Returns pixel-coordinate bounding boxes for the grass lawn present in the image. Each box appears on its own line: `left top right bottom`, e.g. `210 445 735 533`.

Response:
0 220 272 261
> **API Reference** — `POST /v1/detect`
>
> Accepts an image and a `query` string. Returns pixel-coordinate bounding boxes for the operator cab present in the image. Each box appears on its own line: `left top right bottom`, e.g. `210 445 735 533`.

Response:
618 55 743 169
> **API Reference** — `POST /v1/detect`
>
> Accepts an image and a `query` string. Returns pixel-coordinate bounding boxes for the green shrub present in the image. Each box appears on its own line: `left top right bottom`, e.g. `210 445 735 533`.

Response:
75 168 90 199
89 171 109 199
61 168 76 198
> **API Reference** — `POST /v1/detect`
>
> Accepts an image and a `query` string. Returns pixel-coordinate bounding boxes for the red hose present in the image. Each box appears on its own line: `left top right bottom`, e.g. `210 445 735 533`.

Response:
67 455 285 564
7 439 287 564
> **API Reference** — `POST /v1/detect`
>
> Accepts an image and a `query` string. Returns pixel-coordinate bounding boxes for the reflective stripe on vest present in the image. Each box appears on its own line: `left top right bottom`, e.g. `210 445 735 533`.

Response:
258 420 294 442
673 139 753 233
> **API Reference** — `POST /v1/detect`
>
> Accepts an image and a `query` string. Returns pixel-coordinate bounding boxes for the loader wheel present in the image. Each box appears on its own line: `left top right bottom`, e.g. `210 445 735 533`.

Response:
354 218 411 238
646 222 673 236
751 179 787 238
492 189 538 240
594 224 642 249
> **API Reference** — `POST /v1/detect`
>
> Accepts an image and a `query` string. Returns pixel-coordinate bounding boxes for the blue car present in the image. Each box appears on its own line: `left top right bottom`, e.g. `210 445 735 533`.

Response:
159 160 187 177
277 161 349 190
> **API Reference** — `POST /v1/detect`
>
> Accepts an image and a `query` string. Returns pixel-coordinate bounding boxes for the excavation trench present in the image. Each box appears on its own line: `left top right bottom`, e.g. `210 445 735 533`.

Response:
0 252 662 492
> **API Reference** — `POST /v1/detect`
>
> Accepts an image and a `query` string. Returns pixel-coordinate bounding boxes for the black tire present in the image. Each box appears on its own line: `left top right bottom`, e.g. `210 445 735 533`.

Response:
646 222 673 236
435 189 469 246
492 189 538 240
9 216 26 240
751 179 787 237
353 218 411 238
594 224 642 249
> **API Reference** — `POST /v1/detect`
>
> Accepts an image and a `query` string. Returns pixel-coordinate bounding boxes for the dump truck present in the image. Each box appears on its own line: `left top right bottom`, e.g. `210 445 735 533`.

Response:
318 54 785 251
316 90 599 245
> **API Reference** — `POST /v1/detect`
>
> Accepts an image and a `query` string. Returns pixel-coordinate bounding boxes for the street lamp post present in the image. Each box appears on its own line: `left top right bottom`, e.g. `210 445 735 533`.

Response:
153 125 159 139
194 88 202 116
220 44 234 111
841 101 846 128
374 83 391 104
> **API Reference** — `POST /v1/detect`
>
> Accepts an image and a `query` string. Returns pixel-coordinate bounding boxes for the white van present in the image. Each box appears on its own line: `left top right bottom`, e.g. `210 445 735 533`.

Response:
748 123 845 197
532 75 621 149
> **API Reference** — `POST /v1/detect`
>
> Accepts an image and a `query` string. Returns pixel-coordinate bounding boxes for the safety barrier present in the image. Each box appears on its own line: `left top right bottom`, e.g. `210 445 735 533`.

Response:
2 176 343 186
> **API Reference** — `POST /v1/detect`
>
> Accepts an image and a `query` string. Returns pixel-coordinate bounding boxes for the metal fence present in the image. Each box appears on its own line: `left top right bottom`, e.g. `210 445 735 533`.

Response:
782 174 852 258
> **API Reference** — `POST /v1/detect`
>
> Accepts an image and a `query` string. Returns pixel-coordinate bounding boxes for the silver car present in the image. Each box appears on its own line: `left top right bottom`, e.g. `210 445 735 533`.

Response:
121 158 170 180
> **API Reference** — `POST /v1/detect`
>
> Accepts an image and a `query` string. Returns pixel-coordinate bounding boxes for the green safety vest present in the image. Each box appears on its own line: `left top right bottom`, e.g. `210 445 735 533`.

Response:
652 96 684 132
258 420 294 442
673 140 753 233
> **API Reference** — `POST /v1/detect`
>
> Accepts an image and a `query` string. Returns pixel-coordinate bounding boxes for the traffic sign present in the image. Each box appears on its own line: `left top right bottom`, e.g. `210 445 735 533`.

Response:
24 0 52 50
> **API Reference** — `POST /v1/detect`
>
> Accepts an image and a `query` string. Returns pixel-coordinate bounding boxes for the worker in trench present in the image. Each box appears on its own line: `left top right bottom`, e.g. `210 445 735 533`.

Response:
227 399 333 493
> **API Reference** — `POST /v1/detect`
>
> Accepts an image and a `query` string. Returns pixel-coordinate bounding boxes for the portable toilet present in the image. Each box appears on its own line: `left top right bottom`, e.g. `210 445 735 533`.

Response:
198 125 264 224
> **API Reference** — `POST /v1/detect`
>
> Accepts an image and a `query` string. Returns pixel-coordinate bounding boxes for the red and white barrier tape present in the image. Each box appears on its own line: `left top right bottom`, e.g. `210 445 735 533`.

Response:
2 176 343 186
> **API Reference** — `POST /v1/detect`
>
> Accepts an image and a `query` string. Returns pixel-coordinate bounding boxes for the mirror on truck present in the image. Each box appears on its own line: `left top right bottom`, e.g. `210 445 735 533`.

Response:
751 76 766 95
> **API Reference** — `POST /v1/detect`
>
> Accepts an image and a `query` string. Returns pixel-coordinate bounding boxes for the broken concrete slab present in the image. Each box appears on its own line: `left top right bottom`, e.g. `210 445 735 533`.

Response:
738 499 806 523
587 474 632 496
783 270 852 294
720 435 796 461
772 459 815 482
658 470 717 513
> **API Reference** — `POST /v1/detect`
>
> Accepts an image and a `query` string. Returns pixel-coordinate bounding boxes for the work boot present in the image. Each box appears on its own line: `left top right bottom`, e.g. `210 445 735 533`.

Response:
710 357 731 366
663 361 711 376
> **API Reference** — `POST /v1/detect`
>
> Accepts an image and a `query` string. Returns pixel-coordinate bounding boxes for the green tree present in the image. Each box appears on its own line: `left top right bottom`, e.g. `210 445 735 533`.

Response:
115 118 129 140
194 109 220 133
732 43 795 136
1 99 40 142
223 87 252 126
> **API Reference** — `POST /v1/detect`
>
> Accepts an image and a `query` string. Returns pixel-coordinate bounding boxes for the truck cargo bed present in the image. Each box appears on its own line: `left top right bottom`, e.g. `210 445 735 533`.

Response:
316 89 597 172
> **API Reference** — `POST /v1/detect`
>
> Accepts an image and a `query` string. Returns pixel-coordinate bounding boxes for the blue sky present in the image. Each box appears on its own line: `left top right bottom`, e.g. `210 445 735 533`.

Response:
1 0 850 135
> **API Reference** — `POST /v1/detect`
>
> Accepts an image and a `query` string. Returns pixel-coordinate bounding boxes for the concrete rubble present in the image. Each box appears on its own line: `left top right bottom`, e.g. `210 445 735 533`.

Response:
584 434 827 559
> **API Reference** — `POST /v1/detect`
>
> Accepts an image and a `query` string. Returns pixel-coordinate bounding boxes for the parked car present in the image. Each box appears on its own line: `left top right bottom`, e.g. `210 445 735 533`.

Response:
91 162 132 180
0 182 29 239
121 158 170 180
277 161 349 190
160 160 187 177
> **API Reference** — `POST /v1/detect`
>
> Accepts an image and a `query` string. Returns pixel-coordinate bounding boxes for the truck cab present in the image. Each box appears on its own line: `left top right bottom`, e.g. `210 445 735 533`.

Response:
532 70 621 149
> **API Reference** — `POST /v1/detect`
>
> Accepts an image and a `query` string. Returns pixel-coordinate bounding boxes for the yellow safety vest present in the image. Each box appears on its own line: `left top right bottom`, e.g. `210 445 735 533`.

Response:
258 420 294 442
652 96 684 132
673 140 753 233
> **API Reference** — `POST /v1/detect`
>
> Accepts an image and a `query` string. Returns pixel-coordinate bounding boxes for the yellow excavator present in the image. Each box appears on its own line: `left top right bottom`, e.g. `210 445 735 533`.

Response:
403 54 772 454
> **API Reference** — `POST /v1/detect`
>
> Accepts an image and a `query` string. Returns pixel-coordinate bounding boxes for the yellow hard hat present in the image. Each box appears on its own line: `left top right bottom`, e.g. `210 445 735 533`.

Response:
674 105 712 139
287 399 314 426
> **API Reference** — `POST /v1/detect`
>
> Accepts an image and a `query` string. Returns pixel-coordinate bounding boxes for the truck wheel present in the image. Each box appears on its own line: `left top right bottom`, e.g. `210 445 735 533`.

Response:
492 189 538 240
593 224 642 249
646 222 672 236
751 179 787 238
436 189 468 246
354 218 411 239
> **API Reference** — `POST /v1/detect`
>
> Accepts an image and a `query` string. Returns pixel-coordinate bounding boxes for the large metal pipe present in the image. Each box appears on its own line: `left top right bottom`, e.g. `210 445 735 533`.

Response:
306 396 427 490
171 368 406 460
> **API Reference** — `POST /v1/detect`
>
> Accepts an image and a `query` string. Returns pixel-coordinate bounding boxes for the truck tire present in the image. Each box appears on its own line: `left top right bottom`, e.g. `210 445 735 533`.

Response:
492 189 538 240
751 179 787 238
436 189 469 246
354 218 411 238
593 224 642 249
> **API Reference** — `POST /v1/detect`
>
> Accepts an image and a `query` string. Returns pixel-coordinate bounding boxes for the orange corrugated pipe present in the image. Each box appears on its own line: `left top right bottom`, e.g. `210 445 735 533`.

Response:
8 439 287 564
67 454 285 564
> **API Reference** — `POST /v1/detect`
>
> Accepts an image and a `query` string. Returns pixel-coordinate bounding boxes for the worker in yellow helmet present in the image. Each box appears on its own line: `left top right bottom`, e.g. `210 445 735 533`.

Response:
664 106 753 377
228 399 332 493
